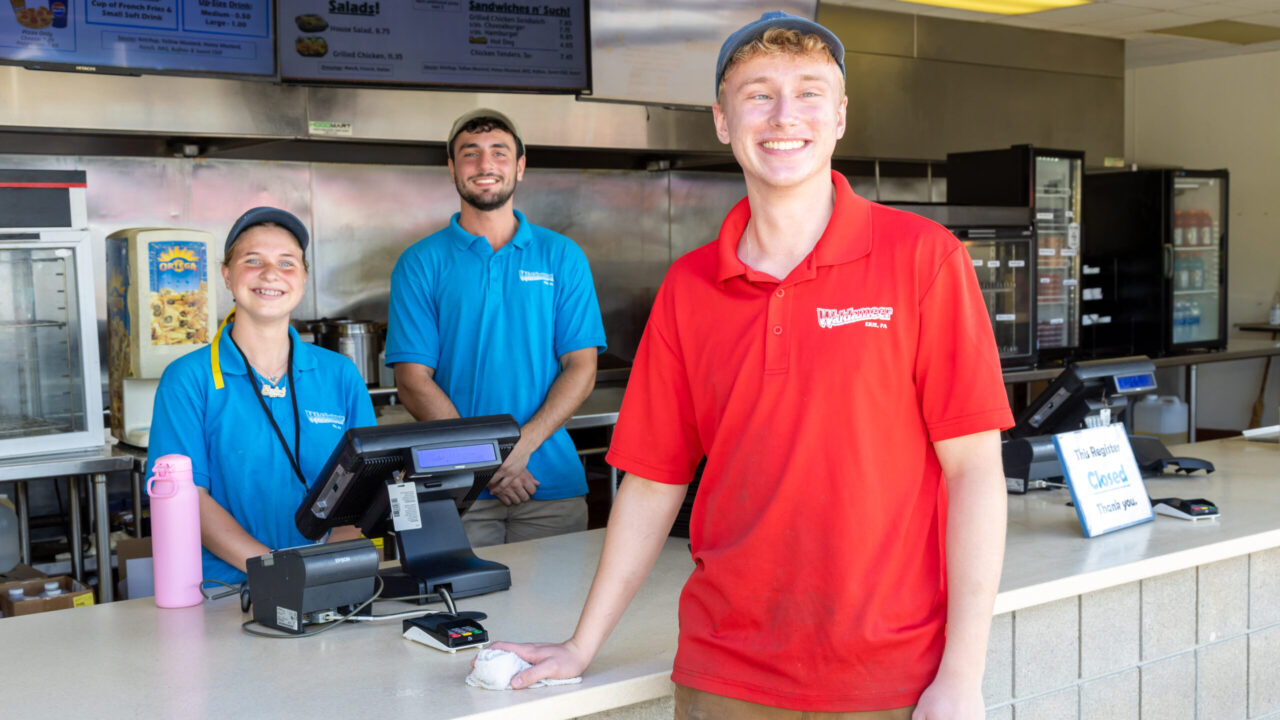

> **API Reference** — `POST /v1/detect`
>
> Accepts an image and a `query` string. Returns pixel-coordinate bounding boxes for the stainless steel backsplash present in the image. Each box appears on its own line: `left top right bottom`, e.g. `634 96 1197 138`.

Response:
1 153 762 365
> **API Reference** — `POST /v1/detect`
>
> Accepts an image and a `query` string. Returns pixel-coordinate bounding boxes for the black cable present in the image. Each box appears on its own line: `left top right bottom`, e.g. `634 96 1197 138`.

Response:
199 578 242 601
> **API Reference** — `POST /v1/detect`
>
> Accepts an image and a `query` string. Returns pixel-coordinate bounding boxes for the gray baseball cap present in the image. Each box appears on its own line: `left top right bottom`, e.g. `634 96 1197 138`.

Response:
447 108 524 159
714 11 846 97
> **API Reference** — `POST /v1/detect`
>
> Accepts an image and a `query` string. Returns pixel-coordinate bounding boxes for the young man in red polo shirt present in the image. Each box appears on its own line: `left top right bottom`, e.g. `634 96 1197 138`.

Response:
495 11 1012 719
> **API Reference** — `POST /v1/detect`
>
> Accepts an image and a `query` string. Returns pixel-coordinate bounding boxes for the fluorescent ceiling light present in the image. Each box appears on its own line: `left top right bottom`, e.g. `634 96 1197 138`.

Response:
887 0 1090 15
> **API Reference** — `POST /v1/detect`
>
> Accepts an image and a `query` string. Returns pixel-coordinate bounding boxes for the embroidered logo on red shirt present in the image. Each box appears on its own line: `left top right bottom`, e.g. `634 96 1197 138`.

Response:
816 305 894 329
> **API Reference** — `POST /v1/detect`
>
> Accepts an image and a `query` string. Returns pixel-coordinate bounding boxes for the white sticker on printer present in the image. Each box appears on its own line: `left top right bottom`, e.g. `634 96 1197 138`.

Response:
277 606 298 631
388 482 422 532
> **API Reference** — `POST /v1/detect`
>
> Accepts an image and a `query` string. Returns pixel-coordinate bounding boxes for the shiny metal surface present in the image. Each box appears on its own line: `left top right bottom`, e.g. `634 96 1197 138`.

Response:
916 14 1124 78
309 164 454 321
304 86 724 152
587 0 818 108
840 52 1123 164
517 169 671 361
0 153 739 371
819 5 1125 163
316 320 380 386
669 171 746 260
0 4 1121 162
0 67 306 137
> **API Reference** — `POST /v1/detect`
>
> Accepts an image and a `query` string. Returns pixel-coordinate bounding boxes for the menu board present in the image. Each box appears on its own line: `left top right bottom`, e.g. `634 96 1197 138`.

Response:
0 0 274 76
278 0 588 91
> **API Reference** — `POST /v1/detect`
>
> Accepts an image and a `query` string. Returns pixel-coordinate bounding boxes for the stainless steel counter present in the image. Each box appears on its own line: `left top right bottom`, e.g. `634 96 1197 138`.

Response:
0 444 133 602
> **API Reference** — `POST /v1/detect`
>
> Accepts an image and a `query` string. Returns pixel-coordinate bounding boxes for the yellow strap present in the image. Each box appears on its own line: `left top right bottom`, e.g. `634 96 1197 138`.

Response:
210 307 236 390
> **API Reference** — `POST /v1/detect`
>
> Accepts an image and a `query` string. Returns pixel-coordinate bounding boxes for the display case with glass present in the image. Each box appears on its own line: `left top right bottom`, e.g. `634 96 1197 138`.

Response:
947 145 1086 362
0 170 103 458
961 229 1036 367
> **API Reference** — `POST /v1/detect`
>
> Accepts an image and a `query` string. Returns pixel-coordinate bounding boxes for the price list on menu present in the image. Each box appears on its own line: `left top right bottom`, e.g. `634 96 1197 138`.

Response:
278 0 587 91
0 0 273 75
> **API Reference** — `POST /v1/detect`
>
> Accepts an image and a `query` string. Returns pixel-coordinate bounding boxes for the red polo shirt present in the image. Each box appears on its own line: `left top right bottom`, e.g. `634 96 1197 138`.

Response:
606 171 1013 711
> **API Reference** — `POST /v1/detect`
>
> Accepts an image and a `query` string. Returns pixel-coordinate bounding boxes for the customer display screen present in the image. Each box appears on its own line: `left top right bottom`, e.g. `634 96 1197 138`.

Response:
414 442 497 472
0 0 275 77
277 0 589 91
1113 373 1157 393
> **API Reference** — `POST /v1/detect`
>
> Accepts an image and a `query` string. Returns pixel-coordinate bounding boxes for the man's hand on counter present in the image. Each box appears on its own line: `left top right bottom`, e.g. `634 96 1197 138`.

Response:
488 444 539 505
485 639 592 689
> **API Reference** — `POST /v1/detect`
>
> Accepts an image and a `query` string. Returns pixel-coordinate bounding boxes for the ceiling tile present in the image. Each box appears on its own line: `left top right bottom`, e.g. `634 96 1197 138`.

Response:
1217 0 1280 11
1110 0 1206 11
1150 17 1280 40
1236 11 1280 24
1174 3 1259 18
917 6 1011 19
1006 2 1152 24
1078 10 1194 31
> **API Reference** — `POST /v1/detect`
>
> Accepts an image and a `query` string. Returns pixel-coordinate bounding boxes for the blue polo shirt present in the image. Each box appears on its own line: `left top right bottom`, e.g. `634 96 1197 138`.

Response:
385 211 606 500
147 324 377 585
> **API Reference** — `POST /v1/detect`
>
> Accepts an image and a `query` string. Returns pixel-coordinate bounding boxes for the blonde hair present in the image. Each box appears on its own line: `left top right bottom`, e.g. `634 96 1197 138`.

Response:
223 221 310 273
717 28 843 101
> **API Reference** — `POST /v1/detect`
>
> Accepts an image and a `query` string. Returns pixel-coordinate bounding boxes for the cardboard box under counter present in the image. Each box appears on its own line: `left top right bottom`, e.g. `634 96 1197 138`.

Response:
0 576 95 617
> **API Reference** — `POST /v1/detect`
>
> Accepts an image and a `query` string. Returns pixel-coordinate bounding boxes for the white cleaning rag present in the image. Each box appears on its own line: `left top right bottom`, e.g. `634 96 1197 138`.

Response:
465 648 583 690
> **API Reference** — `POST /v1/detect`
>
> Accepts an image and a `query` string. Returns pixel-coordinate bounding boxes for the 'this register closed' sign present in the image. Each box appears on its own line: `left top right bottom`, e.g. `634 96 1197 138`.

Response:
1053 424 1154 538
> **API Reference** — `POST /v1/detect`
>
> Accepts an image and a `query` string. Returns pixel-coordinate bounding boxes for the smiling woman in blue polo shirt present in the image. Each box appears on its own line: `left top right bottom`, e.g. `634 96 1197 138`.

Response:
146 207 376 586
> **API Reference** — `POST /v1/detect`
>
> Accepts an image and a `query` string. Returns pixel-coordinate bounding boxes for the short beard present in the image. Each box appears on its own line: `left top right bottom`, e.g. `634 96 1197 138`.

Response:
456 175 516 212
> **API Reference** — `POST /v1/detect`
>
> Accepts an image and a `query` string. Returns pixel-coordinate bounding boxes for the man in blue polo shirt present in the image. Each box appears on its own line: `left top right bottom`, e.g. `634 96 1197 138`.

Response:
386 108 606 547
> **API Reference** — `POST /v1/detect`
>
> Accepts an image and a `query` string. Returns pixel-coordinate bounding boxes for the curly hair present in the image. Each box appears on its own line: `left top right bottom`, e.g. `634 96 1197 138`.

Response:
448 117 525 160
717 28 842 101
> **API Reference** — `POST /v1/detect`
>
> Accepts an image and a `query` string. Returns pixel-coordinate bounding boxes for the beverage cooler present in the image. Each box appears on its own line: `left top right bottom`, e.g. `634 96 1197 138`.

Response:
947 145 1085 361
0 169 104 458
890 204 1037 368
1081 169 1228 357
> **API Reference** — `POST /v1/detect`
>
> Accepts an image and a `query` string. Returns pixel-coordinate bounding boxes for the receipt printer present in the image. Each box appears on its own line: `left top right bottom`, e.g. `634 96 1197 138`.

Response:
245 538 379 634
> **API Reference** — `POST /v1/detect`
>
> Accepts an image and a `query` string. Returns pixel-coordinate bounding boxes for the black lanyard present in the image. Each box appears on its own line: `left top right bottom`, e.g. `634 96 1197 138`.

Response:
228 333 307 490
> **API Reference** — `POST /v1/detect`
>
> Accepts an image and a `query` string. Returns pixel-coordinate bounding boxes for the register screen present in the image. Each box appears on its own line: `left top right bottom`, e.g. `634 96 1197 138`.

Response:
415 443 496 471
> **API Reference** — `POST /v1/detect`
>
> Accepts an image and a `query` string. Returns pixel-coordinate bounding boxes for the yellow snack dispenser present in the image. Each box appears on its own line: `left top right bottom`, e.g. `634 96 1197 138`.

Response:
106 228 216 446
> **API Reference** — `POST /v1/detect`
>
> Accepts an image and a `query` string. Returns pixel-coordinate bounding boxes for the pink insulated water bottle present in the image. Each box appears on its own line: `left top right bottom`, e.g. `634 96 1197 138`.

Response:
146 454 204 608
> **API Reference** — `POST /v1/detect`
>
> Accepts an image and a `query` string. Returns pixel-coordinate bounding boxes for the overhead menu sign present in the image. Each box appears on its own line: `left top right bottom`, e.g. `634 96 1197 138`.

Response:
277 0 588 91
0 0 274 76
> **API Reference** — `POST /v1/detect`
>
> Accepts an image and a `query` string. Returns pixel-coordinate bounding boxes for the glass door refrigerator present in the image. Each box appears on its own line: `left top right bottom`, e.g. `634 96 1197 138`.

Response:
889 204 1037 368
947 145 1085 362
1081 169 1228 357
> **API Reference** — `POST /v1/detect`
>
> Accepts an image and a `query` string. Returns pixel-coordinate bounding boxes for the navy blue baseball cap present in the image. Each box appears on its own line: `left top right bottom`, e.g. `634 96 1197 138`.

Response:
224 206 309 254
714 11 846 97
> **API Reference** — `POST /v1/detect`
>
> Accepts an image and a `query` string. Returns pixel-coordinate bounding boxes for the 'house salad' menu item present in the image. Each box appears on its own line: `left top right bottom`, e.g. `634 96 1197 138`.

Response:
278 0 588 92
0 0 274 76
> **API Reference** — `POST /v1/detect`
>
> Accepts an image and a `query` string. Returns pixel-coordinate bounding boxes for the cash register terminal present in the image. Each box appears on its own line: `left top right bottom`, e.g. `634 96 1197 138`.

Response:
1004 356 1212 493
295 414 520 602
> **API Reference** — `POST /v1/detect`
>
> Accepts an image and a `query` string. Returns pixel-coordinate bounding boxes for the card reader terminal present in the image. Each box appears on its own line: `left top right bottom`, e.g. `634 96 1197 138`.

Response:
1152 497 1219 521
403 614 490 653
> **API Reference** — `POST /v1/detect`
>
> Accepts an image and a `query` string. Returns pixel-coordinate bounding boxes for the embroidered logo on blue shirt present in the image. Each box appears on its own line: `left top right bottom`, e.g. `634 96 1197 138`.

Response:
519 270 555 286
305 410 346 428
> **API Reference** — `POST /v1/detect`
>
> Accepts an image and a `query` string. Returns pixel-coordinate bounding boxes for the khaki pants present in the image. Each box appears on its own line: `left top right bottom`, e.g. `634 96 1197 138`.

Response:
462 496 588 547
674 685 915 720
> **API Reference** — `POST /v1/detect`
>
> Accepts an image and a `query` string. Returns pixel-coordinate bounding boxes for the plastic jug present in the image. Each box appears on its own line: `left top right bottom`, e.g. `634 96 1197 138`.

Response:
1133 395 1189 447
0 494 18 574
146 454 204 608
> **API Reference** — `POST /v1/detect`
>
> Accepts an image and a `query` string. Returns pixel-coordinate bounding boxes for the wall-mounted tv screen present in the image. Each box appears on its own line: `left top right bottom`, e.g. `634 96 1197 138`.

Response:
277 0 588 92
0 0 275 77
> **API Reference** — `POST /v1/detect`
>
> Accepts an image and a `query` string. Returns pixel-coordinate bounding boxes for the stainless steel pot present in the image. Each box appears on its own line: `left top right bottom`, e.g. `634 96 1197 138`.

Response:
315 319 379 386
